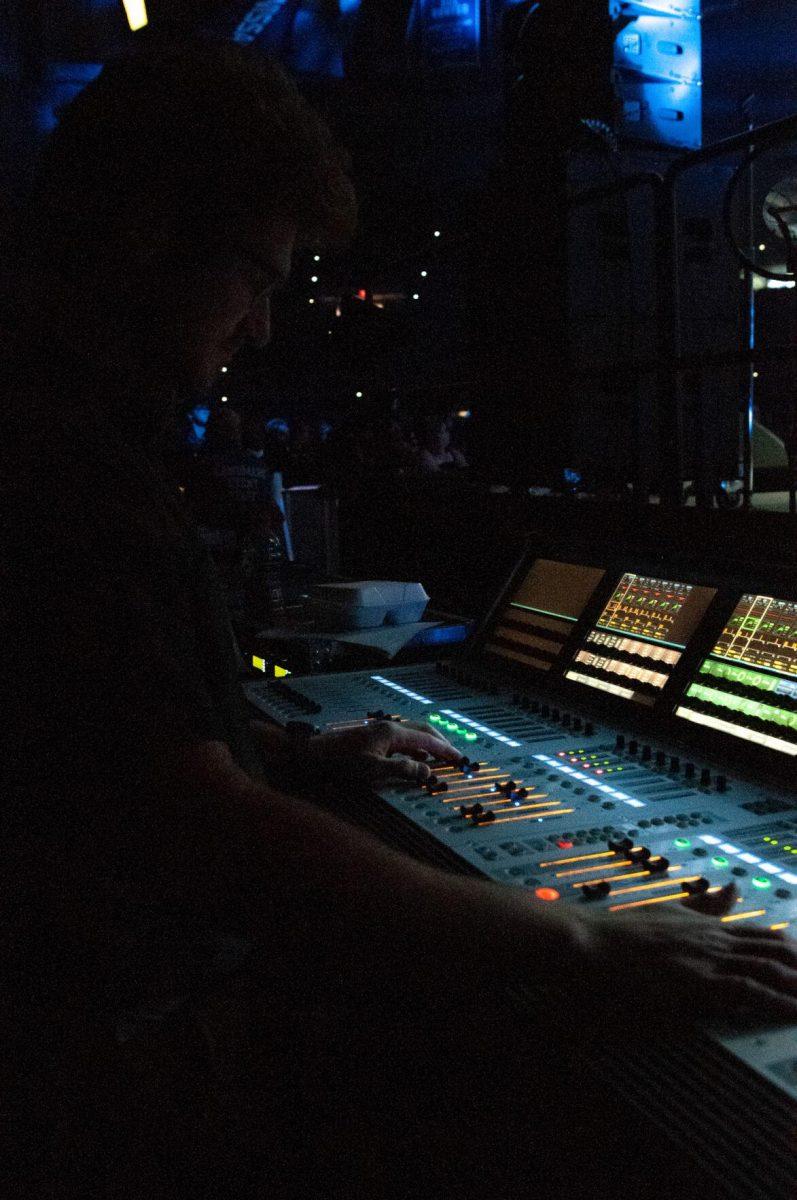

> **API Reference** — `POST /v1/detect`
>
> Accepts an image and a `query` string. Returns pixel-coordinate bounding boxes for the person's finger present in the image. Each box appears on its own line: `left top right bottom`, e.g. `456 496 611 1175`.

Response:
714 955 797 994
726 936 797 967
725 922 790 941
383 726 460 763
681 882 737 917
360 753 431 784
707 973 797 1023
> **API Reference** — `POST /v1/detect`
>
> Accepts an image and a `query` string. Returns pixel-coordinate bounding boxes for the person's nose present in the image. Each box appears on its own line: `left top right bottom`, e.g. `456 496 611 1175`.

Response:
243 296 271 348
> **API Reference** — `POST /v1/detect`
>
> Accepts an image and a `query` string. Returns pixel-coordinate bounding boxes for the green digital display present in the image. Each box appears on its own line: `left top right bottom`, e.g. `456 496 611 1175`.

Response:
677 593 797 756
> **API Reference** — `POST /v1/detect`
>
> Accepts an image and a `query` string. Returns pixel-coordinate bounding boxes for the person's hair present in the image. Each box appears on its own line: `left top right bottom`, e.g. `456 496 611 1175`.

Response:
24 41 356 280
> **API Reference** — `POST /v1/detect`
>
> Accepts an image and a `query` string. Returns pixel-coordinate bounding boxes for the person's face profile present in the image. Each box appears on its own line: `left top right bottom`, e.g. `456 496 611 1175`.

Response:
159 213 297 393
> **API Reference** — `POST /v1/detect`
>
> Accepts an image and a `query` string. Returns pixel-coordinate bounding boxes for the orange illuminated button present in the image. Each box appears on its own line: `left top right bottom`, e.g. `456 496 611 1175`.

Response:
557 839 573 849
535 887 560 902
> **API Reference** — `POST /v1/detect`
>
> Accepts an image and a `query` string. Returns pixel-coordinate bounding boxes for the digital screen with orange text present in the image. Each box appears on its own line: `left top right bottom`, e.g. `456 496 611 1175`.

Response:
565 573 716 705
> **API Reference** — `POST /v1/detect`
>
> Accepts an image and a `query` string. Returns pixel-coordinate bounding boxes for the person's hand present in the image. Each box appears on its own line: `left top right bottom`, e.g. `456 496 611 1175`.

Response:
575 883 797 1029
308 720 461 784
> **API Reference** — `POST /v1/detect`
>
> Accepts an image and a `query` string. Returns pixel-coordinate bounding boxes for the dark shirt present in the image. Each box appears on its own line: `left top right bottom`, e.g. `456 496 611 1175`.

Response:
0 337 264 1017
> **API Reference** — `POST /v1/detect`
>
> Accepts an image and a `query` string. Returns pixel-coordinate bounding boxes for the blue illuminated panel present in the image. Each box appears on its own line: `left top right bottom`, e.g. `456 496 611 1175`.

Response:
611 1 702 149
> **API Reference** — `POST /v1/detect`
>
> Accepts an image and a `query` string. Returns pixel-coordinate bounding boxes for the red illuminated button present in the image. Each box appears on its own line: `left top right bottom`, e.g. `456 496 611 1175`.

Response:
535 887 560 902
557 839 573 849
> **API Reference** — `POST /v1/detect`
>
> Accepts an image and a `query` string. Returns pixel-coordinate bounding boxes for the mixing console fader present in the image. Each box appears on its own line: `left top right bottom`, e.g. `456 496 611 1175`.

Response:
246 551 797 1198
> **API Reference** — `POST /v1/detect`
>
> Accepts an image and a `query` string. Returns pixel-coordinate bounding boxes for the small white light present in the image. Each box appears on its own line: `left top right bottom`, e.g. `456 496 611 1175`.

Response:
313 255 321 262
308 298 315 304
758 243 766 251
356 391 363 398
220 396 228 403
420 270 428 277
221 366 228 373
433 230 441 238
311 275 319 283
412 293 420 300
753 370 759 378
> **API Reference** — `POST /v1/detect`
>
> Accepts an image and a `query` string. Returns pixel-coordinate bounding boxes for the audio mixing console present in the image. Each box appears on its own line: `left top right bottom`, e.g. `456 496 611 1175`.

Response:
246 550 797 1198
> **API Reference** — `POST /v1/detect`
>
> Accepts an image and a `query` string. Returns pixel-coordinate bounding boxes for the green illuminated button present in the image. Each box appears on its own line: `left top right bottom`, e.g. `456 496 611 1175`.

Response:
752 875 772 889
429 713 442 724
464 731 478 742
711 855 729 868
674 837 691 850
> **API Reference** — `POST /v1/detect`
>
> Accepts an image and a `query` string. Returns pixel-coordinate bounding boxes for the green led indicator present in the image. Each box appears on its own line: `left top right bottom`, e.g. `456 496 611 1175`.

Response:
752 875 772 889
711 855 729 868
429 713 442 724
674 837 691 849
464 731 478 742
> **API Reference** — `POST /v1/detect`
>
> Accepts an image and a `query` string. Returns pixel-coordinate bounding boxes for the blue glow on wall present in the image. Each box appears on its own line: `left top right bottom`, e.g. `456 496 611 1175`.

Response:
338 0 362 13
420 0 481 66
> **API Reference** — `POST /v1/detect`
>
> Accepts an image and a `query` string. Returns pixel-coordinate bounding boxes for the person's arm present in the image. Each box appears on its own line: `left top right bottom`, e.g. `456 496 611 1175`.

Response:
155 740 797 1026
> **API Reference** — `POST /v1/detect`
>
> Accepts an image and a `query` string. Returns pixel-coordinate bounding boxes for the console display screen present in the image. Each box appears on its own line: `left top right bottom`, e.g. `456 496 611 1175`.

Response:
677 594 797 755
566 573 717 705
483 559 605 673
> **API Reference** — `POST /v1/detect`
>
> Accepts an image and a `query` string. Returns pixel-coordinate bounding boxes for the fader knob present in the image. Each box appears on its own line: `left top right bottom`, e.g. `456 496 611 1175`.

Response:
670 756 680 773
683 877 710 895
641 745 651 762
655 750 666 767
684 763 695 780
700 768 711 787
582 880 612 901
616 734 626 750
628 739 638 755
627 846 652 864
715 775 727 793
